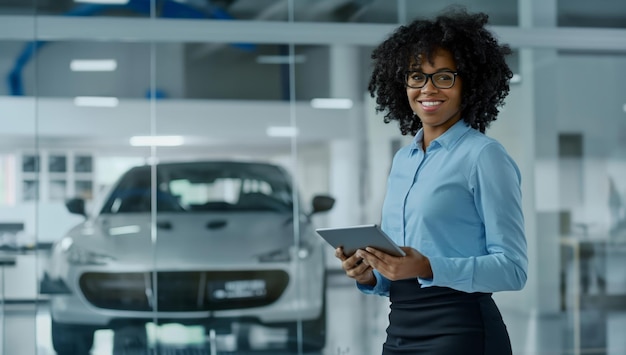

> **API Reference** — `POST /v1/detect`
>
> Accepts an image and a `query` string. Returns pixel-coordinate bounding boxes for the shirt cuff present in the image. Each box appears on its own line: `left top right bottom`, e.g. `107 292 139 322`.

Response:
356 270 390 297
419 255 474 291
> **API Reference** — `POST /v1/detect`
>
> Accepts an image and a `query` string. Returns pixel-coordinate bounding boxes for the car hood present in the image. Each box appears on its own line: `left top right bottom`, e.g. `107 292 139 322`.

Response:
65 212 308 266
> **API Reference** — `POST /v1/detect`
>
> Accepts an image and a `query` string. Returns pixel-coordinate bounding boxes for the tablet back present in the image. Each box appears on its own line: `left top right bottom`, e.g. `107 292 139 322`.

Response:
315 224 406 257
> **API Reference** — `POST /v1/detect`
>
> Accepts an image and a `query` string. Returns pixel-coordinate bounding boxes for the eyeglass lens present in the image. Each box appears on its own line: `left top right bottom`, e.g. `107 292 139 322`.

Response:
407 72 455 89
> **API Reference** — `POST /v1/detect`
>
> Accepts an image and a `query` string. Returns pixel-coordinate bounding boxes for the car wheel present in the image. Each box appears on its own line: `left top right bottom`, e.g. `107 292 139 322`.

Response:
287 293 327 352
51 320 96 355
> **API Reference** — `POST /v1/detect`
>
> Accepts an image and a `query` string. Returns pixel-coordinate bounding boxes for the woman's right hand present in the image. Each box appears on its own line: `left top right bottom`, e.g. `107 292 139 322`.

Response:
335 247 376 286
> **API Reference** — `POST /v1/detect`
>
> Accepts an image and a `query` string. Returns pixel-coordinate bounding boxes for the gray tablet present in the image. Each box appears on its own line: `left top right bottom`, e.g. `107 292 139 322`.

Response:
315 224 406 257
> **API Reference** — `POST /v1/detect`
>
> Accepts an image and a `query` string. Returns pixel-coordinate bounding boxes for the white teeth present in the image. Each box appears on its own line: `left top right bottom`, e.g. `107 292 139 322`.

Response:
421 101 442 107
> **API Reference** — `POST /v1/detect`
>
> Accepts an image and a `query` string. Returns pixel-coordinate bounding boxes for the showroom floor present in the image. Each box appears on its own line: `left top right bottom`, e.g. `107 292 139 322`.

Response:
1 272 626 355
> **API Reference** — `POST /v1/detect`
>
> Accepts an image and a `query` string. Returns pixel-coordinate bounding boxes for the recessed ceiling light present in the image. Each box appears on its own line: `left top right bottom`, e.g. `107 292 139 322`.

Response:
129 136 184 147
73 96 119 107
310 98 353 109
623 103 626 113
266 126 299 138
510 74 522 84
70 59 117 72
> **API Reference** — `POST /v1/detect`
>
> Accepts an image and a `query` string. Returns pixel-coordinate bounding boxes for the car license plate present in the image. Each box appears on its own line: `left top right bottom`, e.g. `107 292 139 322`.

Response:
209 279 267 300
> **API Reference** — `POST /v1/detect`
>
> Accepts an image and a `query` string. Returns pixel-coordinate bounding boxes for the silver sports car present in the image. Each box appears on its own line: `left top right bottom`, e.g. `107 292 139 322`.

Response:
41 160 335 354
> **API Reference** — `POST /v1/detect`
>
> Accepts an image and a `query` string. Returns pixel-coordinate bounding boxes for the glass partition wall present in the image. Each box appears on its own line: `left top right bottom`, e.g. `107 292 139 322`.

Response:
0 0 625 354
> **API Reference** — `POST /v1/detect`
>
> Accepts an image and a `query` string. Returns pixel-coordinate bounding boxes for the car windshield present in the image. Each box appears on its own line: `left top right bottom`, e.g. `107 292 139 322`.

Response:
100 161 294 214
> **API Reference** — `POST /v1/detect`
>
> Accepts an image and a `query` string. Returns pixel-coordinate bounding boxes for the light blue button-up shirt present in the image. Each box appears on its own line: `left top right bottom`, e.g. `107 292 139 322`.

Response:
359 120 528 296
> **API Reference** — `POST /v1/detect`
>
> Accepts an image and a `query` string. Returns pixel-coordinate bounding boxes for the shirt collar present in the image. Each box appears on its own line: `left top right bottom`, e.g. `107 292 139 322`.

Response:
410 119 471 154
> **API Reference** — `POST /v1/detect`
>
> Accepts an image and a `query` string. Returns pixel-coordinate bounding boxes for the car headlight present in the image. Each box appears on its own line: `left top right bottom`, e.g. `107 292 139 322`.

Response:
65 244 116 265
258 243 312 263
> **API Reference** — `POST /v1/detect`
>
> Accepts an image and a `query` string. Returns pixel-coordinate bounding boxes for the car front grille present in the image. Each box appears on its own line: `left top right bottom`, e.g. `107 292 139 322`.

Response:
79 270 290 312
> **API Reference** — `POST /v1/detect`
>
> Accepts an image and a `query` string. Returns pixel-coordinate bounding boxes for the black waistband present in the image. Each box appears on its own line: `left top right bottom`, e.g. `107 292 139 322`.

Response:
389 278 491 304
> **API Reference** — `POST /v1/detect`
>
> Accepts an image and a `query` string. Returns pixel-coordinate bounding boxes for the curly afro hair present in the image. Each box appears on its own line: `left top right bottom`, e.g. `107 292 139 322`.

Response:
367 6 513 135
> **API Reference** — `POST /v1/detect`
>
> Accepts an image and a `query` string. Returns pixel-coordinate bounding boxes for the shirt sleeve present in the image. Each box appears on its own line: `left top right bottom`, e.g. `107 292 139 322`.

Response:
356 269 391 297
418 142 528 292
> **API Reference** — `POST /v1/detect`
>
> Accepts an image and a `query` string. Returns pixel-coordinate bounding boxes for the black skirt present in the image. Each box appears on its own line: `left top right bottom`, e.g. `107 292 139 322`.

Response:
382 278 512 355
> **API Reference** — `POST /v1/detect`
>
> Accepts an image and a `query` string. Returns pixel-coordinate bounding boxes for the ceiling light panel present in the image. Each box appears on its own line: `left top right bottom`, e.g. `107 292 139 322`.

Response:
70 59 117 72
310 98 353 109
266 126 299 138
129 136 184 147
73 96 119 107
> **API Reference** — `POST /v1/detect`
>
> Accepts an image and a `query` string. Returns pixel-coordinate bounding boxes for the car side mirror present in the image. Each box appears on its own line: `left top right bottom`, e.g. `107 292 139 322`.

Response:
311 195 335 214
65 198 87 217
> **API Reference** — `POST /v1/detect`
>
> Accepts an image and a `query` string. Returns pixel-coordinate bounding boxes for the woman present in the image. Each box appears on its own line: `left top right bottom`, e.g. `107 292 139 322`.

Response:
335 7 528 355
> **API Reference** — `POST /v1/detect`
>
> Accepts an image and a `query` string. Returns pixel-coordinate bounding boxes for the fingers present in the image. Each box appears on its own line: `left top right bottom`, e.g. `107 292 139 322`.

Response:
345 261 373 281
358 247 404 280
359 246 429 281
361 247 380 260
335 248 372 281
357 248 386 268
335 247 366 269
342 255 365 271
363 246 397 262
334 247 347 261
337 246 426 282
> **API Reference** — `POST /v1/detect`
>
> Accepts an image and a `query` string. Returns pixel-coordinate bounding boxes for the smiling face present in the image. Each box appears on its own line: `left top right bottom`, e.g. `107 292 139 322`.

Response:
407 48 463 139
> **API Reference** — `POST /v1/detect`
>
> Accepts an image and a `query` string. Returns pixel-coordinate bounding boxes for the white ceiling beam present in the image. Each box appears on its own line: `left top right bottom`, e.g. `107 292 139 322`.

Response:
1 15 626 52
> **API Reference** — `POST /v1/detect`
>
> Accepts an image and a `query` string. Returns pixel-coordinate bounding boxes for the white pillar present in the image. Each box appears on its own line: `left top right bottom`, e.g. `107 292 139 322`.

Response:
328 45 394 355
326 45 366 228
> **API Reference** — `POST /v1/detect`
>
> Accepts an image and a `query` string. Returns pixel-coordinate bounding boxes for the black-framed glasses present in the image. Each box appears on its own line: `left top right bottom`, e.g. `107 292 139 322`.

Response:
405 70 458 89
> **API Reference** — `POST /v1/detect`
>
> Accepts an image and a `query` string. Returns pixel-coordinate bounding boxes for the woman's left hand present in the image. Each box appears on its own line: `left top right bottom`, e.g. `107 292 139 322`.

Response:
355 247 433 281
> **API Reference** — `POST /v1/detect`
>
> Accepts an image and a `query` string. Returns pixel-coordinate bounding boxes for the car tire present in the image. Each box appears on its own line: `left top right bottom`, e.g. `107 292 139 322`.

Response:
51 320 96 355
287 286 327 352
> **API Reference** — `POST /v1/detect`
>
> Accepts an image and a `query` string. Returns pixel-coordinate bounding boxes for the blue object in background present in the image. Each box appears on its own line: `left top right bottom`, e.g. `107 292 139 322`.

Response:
145 88 167 99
